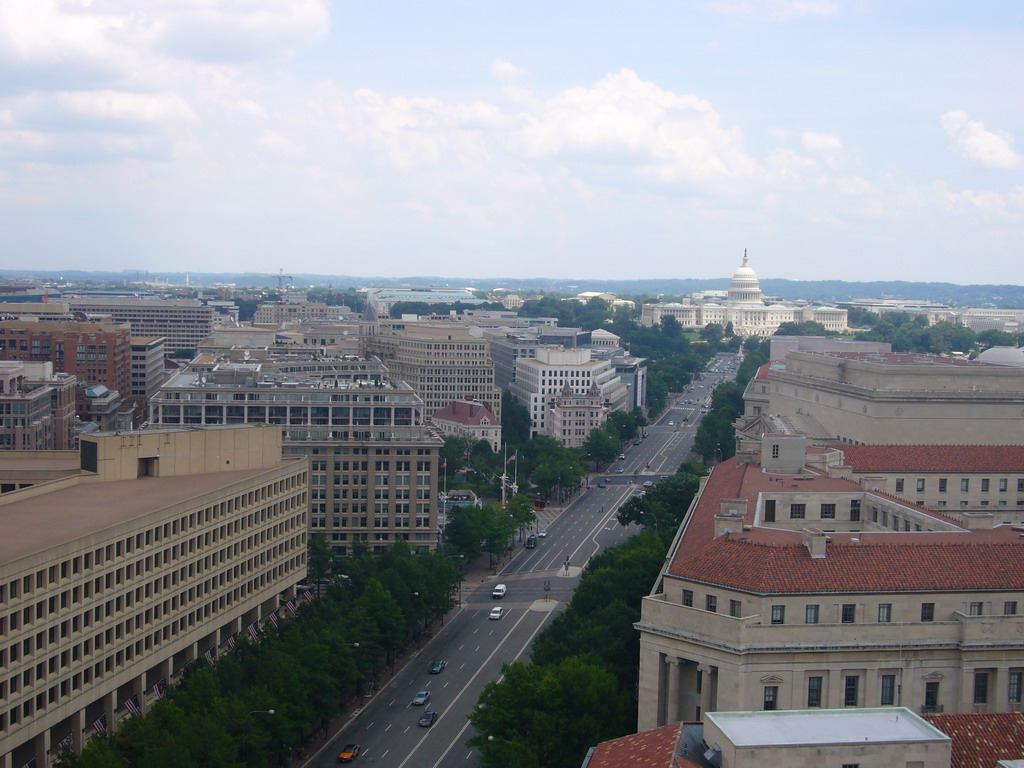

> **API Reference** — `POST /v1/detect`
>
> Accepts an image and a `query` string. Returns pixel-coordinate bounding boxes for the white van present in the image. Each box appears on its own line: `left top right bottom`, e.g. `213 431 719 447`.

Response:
491 584 507 599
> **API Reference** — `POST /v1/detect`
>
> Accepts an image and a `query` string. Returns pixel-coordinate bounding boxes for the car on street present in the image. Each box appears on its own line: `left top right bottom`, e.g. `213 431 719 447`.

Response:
489 606 504 620
618 453 626 460
418 711 439 727
538 529 547 537
338 743 360 762
597 480 607 488
428 660 447 674
668 421 675 426
412 690 431 706
643 480 654 488
616 468 625 473
633 439 641 445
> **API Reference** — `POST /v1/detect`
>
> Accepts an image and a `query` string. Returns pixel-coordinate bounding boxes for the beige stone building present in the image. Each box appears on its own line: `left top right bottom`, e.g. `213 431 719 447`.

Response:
737 351 1024 447
64 298 215 354
0 425 308 767
547 383 608 448
637 436 1024 732
361 319 501 421
430 398 501 452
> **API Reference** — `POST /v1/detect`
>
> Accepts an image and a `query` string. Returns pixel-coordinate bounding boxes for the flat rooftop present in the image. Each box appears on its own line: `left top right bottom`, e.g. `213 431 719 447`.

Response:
0 467 277 565
707 708 950 747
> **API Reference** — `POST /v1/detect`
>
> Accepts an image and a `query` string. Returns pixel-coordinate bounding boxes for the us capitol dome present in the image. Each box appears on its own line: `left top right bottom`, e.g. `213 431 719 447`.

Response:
640 251 848 337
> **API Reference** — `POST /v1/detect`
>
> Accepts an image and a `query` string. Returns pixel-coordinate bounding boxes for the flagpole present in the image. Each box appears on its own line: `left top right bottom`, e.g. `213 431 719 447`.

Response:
501 444 508 508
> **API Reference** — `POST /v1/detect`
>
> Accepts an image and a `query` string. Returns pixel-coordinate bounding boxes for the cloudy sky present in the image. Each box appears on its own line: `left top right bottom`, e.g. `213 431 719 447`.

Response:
1 0 1021 284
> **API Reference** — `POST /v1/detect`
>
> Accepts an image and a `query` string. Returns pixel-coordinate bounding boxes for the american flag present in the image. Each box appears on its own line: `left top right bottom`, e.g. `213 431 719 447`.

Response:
284 598 298 617
92 713 108 734
55 732 74 752
124 694 142 716
204 646 218 666
152 677 168 700
226 633 237 650
20 759 35 768
247 620 261 641
267 611 279 628
302 589 315 603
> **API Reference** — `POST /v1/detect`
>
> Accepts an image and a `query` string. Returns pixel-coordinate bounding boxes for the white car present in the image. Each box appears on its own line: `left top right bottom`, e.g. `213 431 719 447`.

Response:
489 606 504 620
538 530 548 538
668 421 675 426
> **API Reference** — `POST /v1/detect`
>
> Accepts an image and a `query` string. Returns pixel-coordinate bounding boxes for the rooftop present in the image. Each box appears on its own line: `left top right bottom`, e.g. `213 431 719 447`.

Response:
926 712 1024 768
707 708 948 747
839 444 1024 473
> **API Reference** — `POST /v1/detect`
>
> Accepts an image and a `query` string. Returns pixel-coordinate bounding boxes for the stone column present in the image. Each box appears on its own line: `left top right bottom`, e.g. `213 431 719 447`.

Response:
698 664 714 718
33 729 49 768
665 658 681 724
71 707 85 754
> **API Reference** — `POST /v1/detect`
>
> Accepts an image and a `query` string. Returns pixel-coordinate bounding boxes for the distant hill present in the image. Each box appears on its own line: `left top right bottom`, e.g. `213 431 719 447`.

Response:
1 269 1021 308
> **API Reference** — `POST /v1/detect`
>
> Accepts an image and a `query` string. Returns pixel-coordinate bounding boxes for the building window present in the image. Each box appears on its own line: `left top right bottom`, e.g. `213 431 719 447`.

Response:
844 675 859 707
880 674 896 705
895 479 904 493
1010 672 1023 704
771 444 779 459
730 600 742 617
969 601 984 616
924 681 940 712
682 589 693 607
850 500 861 521
763 499 776 523
1000 478 1008 493
1005 601 1017 615
820 503 836 519
763 685 778 711
921 603 935 622
982 478 990 492
961 479 970 492
771 605 785 624
841 604 856 623
807 676 823 707
974 672 989 704
705 595 717 613
878 603 892 623
805 604 819 624
916 478 925 493
938 478 947 493
790 503 805 520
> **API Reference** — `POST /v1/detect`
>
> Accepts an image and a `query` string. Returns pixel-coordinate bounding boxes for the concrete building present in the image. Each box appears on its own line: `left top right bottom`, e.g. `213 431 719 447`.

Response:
64 298 215 354
148 353 443 555
640 253 848 337
637 436 1024 731
735 351 1024 447
128 337 166 418
364 287 485 320
430 398 501 452
547 382 607 448
252 302 350 327
0 362 76 451
769 335 891 360
0 425 308 767
361 319 501 422
511 348 629 439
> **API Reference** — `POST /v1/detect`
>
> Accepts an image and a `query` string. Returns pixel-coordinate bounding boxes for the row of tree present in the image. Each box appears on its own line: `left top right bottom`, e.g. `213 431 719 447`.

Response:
60 540 459 768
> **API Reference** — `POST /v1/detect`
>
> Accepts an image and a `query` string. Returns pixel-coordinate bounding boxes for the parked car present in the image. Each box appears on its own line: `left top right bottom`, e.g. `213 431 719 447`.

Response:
338 743 360 762
489 606 504 620
418 711 439 727
412 690 431 706
429 660 447 674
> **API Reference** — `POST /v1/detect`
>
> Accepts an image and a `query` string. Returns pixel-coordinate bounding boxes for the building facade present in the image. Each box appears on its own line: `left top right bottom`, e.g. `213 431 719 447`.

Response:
637 437 1024 731
65 299 215 354
0 425 307 767
430 399 501 452
547 383 608 447
0 362 76 451
148 353 443 555
128 337 166 419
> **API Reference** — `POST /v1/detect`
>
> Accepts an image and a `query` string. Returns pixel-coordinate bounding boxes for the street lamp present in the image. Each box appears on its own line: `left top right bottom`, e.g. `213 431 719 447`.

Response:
248 709 275 716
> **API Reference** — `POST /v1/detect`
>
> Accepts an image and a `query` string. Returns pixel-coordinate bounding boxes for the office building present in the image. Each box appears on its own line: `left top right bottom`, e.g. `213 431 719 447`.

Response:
430 399 501 452
364 287 485 320
0 425 307 767
64 298 215 354
128 337 167 418
547 383 607 448
0 362 76 451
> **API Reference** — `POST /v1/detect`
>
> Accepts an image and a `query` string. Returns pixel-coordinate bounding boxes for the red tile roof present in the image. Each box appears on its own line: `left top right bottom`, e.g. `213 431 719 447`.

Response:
667 458 1024 595
588 723 703 768
431 398 497 426
839 444 1024 473
926 712 1024 768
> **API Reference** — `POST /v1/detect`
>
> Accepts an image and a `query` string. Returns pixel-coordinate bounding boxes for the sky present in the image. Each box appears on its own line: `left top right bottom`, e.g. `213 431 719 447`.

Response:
1 1 1022 285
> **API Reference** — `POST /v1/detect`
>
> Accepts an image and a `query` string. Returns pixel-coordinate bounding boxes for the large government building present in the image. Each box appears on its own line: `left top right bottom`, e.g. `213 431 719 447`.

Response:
641 253 848 337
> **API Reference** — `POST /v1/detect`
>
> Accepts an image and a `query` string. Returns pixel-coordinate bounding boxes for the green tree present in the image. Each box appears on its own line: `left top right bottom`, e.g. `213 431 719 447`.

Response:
502 392 532 446
306 533 335 596
699 323 724 344
582 426 619 467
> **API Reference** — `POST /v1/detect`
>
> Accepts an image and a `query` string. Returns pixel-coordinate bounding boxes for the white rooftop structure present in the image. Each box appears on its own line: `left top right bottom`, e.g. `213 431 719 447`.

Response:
706 708 950 748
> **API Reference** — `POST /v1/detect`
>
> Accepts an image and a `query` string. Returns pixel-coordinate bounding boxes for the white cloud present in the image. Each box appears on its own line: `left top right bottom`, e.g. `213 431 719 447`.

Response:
706 0 841 21
941 110 1023 169
492 59 526 84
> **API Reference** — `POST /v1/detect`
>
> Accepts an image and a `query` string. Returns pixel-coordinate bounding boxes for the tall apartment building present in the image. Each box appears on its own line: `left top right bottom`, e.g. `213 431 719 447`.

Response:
128 337 167 416
736 351 1024 447
65 298 215 354
148 353 442 555
637 435 1024 731
361 320 501 422
0 425 307 767
0 362 76 451
511 348 629 440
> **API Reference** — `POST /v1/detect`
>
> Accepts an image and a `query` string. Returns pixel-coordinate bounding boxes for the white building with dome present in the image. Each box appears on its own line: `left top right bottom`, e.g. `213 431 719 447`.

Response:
640 252 848 337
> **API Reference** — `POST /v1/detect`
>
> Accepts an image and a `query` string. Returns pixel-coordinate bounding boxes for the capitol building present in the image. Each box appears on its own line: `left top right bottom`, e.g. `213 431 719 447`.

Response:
640 252 848 337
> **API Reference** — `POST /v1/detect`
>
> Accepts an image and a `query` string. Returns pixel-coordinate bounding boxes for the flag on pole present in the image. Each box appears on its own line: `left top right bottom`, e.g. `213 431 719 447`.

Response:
247 620 261 641
507 454 517 464
124 694 142 716
285 598 298 617
267 611 279 628
226 634 237 650
204 646 218 666
302 589 315 603
152 677 168 699
92 713 108 734
440 459 447 469
20 758 36 768
56 732 74 752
